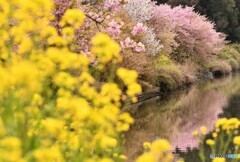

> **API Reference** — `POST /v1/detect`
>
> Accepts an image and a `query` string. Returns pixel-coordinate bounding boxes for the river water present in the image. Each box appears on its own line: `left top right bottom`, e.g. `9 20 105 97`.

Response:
124 74 240 162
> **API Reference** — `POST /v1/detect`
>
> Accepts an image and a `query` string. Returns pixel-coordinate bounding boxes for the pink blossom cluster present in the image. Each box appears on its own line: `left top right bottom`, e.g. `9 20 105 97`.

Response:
53 0 149 56
131 23 147 36
106 20 124 38
77 2 108 23
151 4 226 55
123 0 162 56
74 2 112 54
87 11 104 23
74 1 148 55
104 0 128 11
135 42 145 52
52 0 72 28
54 0 72 17
120 37 145 52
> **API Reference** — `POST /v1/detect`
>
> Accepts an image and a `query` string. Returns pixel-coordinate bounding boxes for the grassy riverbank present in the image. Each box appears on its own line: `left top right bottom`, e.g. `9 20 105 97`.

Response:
139 44 240 94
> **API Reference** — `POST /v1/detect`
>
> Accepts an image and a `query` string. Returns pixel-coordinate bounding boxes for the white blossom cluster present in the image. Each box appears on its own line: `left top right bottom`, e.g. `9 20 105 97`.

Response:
143 27 163 56
123 0 155 22
123 0 163 56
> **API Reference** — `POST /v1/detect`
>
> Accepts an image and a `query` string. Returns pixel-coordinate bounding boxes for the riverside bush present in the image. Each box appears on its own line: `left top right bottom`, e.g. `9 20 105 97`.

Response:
218 46 240 60
154 56 185 90
217 45 240 70
206 60 232 76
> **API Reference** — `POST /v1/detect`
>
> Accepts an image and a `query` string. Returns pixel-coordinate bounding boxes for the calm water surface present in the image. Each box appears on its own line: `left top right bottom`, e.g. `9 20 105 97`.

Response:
124 74 240 162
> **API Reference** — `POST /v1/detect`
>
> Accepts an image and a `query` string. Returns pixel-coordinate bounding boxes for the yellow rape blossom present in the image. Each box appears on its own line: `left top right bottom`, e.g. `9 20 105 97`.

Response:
0 119 6 136
79 72 95 83
41 118 65 137
151 139 172 152
233 136 240 145
34 146 64 162
60 9 84 28
53 72 77 90
91 33 121 65
18 36 33 54
206 139 215 146
143 142 151 149
212 132 218 138
212 158 225 162
137 139 173 162
117 67 138 85
136 153 155 162
0 0 143 161
200 126 207 135
215 118 227 128
119 112 134 124
101 83 122 102
0 137 23 162
192 130 198 136
119 155 127 160
31 93 43 106
127 82 142 96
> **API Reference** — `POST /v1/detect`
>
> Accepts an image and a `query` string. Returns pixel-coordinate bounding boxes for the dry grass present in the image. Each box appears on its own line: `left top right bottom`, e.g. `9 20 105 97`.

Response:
120 50 154 81
180 60 198 84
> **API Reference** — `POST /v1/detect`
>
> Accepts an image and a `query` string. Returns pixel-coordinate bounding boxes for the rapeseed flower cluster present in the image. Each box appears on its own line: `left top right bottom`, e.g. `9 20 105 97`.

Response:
215 118 240 131
117 68 142 102
193 118 240 162
212 158 225 162
0 0 143 161
137 139 174 162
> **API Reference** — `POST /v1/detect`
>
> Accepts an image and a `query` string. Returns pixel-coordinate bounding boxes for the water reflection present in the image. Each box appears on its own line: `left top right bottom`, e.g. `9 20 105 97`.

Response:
124 74 240 162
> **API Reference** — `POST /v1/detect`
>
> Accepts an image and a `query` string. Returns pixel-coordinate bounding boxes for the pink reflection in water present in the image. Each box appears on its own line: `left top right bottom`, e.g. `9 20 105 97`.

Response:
124 86 229 161
170 89 228 150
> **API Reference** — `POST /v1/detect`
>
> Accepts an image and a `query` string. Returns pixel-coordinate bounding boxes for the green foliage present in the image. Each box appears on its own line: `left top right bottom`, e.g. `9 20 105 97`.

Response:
229 58 239 70
218 46 238 60
154 55 185 91
157 55 174 66
217 45 240 70
206 60 232 76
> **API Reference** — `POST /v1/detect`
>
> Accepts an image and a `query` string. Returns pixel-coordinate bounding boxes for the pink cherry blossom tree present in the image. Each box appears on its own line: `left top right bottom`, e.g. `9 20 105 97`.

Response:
150 4 226 56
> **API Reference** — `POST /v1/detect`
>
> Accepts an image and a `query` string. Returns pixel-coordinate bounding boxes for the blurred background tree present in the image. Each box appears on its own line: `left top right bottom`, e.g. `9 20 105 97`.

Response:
155 0 198 6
